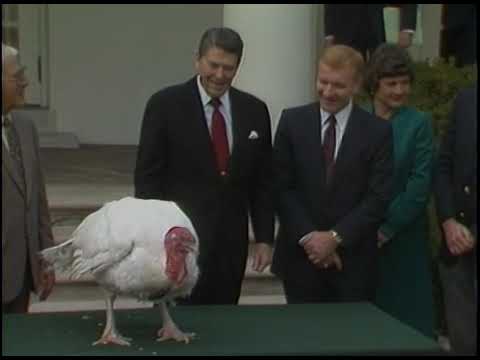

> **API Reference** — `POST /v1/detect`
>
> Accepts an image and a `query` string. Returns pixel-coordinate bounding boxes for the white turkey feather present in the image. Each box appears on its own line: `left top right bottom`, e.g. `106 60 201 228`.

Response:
39 197 200 345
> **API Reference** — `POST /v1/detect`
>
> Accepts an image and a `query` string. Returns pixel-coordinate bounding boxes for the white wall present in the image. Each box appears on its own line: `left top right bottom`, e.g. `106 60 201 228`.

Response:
48 4 222 144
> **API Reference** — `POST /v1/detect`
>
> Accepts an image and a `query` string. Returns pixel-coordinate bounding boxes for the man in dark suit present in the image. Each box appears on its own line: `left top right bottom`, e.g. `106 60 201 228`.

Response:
434 86 477 355
2 44 55 313
441 4 476 67
135 28 274 305
324 4 418 59
272 45 393 303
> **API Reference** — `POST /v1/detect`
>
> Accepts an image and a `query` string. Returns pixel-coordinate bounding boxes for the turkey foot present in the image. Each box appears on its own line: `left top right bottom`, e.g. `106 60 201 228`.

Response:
156 323 196 344
92 292 132 346
93 330 132 346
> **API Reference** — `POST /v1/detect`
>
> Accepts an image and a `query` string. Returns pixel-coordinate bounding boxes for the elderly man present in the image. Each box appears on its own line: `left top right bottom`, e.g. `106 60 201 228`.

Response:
2 44 55 313
135 28 274 305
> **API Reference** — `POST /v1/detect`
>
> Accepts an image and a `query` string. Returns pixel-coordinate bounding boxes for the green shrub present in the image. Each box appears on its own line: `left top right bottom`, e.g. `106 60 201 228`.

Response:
410 59 477 139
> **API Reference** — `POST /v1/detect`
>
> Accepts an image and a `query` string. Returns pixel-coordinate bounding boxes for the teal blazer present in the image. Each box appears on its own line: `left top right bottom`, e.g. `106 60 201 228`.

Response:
378 106 434 240
366 104 436 338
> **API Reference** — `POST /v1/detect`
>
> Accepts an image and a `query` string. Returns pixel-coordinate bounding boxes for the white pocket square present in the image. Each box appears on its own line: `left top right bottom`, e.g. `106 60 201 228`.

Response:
248 130 259 140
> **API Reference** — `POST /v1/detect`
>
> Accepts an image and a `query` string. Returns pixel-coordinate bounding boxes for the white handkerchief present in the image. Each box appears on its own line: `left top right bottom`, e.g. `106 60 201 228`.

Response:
248 130 259 140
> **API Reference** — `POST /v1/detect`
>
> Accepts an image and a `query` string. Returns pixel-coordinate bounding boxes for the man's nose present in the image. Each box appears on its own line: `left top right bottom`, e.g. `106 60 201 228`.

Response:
323 84 334 96
214 67 225 79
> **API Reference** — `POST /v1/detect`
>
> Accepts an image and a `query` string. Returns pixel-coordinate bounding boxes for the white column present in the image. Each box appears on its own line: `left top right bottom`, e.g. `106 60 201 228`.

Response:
224 4 317 133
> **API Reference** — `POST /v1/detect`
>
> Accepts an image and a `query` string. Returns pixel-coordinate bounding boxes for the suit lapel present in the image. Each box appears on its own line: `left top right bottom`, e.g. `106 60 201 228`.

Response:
2 126 27 198
228 90 244 172
186 78 219 175
308 103 327 188
15 117 33 206
329 105 363 188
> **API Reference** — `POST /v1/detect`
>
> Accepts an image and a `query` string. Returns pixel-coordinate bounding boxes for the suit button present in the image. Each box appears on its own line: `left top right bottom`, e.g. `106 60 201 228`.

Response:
464 186 470 195
459 212 465 218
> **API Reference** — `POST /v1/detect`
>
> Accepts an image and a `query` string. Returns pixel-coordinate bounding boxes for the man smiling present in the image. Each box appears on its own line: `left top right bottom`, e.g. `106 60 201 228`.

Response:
135 28 274 305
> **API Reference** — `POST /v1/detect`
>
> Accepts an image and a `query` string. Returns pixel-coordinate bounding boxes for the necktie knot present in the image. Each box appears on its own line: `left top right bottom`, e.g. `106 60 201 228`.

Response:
327 114 336 126
211 98 222 109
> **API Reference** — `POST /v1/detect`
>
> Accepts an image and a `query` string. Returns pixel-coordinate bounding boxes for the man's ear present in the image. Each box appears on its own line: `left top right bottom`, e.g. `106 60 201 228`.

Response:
194 53 201 72
352 76 363 95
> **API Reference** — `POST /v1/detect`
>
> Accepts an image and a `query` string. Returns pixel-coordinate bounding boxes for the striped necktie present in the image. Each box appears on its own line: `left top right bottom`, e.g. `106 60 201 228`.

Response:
323 115 336 184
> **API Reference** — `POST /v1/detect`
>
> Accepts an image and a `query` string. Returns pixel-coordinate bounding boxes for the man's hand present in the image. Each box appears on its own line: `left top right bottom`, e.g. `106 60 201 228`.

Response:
398 30 413 48
37 259 55 301
251 243 272 272
308 250 343 270
303 231 338 264
377 230 389 248
442 218 475 255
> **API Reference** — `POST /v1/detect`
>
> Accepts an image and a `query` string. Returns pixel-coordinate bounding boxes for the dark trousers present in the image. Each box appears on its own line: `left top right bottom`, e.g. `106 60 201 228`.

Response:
178 264 243 305
439 251 477 355
177 238 247 305
443 26 477 67
282 268 376 304
2 263 32 314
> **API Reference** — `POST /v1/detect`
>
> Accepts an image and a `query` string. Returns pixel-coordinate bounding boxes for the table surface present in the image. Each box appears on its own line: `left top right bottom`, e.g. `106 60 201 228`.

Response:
2 303 443 356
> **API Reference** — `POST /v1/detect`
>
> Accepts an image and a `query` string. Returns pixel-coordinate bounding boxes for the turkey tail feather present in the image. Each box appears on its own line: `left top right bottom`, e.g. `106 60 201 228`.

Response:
39 239 75 275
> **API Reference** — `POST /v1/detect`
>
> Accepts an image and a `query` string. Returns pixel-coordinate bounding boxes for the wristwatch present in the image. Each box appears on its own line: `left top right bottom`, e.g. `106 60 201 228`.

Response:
330 230 343 244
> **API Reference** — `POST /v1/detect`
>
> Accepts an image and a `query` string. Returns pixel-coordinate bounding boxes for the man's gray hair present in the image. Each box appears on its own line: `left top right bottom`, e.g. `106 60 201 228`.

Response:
2 43 19 78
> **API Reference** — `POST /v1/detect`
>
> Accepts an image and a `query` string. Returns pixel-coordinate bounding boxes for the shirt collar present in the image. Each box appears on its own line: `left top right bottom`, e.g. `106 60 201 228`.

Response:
320 100 353 130
2 113 12 127
196 75 230 110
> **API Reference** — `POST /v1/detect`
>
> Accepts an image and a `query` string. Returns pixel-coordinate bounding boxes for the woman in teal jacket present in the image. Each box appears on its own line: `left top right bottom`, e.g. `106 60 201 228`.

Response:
365 43 435 338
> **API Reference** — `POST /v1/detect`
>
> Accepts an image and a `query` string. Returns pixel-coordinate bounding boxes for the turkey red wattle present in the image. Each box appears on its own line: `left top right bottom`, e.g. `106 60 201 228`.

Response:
165 226 196 286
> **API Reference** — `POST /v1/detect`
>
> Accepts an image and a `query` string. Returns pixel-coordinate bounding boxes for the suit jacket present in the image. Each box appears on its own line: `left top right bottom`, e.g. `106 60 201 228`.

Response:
134 77 274 273
434 86 477 261
2 112 54 303
443 4 476 30
442 4 476 66
272 102 393 287
324 4 417 57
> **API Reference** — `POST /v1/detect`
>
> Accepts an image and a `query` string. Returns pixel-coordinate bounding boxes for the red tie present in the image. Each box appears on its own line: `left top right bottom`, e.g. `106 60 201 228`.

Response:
323 115 336 184
211 98 229 175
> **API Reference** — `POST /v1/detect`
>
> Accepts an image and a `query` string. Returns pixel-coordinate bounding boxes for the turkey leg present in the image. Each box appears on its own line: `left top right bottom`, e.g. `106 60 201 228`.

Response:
93 292 132 346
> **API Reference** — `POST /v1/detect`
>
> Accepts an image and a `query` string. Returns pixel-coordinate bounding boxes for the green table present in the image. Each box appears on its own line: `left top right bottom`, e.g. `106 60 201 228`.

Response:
2 303 443 356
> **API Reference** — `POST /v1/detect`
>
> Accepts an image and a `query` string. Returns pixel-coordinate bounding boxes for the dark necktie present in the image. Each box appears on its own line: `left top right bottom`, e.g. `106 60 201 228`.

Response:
323 115 336 184
4 116 26 189
210 98 229 176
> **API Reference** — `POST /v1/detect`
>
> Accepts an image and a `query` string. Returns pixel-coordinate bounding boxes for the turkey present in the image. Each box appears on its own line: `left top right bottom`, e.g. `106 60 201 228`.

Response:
40 197 199 346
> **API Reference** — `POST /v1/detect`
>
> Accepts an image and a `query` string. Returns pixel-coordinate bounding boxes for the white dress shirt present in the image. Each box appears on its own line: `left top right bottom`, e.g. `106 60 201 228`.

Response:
2 114 11 152
320 100 352 160
196 75 233 152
